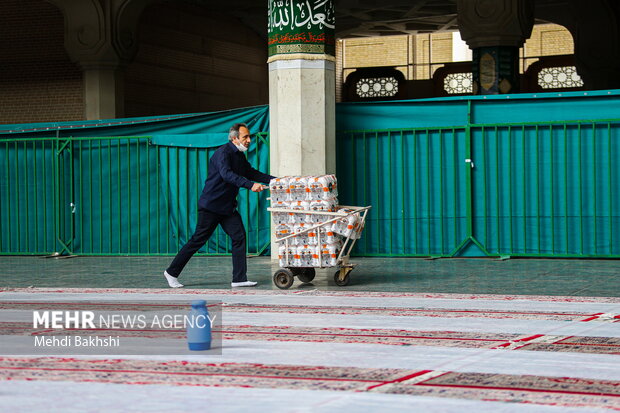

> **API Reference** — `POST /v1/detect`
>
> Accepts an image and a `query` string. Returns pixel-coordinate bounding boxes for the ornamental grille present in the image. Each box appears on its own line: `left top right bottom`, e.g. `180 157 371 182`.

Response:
538 66 583 89
444 72 473 94
356 77 398 98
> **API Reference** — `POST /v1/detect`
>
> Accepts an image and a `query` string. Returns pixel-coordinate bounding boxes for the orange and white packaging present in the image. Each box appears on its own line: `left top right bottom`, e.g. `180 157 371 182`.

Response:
278 244 296 267
274 223 291 242
269 177 291 202
288 176 309 202
290 223 309 246
331 208 361 239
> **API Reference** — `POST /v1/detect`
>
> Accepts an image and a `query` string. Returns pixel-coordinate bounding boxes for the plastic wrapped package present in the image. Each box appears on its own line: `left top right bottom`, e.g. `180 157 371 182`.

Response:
270 201 289 225
269 177 290 202
288 201 309 224
270 177 289 192
274 223 292 242
278 244 296 267
305 210 325 224
308 198 337 224
306 227 319 245
315 226 338 244
297 244 314 267
332 208 362 239
277 242 343 268
291 247 302 267
290 223 309 246
271 174 353 267
327 174 338 199
326 242 342 267
309 198 337 212
306 176 324 201
269 175 338 207
307 174 338 200
318 242 341 267
308 245 322 267
288 177 308 201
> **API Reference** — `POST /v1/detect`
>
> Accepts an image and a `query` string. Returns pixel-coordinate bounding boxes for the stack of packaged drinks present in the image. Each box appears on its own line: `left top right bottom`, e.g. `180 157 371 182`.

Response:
269 175 363 268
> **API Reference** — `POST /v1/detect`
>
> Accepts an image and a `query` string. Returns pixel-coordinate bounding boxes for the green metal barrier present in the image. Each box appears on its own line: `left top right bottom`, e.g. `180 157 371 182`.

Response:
470 120 620 257
337 127 468 256
0 133 271 256
1 138 58 254
337 112 620 257
3 92 620 259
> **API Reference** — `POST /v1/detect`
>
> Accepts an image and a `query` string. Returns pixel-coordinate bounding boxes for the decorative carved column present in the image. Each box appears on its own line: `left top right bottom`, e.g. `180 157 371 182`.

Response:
457 0 534 94
267 0 336 258
46 0 154 119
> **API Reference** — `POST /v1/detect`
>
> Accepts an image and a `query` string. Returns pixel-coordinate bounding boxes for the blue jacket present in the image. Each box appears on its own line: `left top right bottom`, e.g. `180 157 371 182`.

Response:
198 141 274 215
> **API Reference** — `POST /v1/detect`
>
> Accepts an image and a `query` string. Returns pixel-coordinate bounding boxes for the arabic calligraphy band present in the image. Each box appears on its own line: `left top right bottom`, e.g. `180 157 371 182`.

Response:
268 0 335 57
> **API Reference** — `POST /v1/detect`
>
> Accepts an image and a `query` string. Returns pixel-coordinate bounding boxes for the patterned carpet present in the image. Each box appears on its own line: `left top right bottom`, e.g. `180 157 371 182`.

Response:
1 321 619 354
1 287 619 412
1 357 618 408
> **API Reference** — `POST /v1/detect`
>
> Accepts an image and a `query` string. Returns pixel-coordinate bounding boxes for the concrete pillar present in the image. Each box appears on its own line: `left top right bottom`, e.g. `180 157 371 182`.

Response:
267 0 336 258
83 66 125 120
46 0 155 119
268 58 336 177
457 0 534 94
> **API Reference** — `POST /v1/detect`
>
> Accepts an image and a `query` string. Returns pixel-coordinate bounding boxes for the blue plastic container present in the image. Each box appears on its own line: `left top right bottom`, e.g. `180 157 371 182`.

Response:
187 300 212 351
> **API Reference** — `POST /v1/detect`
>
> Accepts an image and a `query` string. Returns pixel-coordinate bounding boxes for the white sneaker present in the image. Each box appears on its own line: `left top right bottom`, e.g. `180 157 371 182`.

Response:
164 271 184 288
231 280 258 287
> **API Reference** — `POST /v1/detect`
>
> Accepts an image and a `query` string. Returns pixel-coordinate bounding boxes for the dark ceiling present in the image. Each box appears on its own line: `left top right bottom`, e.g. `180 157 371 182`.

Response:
192 0 563 40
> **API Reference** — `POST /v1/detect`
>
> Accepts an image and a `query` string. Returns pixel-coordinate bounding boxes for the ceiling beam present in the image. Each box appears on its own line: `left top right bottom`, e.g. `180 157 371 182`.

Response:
437 16 458 31
403 0 429 17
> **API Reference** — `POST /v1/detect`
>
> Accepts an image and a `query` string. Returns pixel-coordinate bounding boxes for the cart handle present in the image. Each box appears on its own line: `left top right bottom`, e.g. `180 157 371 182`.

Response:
270 206 371 242
267 205 371 217
273 215 343 242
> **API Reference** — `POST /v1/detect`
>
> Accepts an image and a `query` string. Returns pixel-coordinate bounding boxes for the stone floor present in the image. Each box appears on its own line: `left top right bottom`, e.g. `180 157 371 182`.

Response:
2 255 619 297
1 255 619 412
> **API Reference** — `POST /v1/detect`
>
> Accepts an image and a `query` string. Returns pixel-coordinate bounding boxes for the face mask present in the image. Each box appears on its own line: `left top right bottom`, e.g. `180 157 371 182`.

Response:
234 142 248 152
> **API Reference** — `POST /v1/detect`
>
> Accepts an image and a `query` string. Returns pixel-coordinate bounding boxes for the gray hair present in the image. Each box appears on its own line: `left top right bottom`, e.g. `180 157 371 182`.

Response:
228 123 248 141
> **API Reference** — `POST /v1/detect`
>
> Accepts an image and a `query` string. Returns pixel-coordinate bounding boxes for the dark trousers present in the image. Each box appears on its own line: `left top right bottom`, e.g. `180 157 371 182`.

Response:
166 209 247 283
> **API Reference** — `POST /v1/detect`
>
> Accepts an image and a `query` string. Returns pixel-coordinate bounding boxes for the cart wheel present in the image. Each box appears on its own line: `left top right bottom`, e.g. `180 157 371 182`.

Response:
334 268 351 286
273 268 294 289
296 268 316 283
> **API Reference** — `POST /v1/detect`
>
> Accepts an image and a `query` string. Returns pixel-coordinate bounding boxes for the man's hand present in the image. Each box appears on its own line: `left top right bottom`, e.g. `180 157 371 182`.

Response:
251 183 266 192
